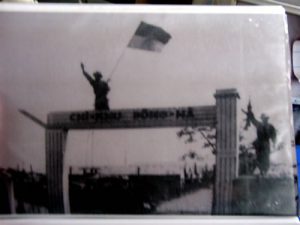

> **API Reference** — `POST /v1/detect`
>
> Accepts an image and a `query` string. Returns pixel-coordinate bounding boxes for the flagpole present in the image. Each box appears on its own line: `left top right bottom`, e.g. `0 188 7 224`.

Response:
106 21 141 81
106 22 140 81
107 46 128 81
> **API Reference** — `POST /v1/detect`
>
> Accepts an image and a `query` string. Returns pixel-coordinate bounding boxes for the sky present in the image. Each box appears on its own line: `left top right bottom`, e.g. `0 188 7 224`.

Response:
0 8 294 175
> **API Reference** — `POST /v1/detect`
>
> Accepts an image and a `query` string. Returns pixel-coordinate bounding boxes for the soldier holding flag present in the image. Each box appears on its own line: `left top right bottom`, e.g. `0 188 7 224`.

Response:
80 22 171 111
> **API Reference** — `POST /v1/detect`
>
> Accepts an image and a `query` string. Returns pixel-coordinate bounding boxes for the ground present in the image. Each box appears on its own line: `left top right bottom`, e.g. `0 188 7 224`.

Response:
155 188 212 214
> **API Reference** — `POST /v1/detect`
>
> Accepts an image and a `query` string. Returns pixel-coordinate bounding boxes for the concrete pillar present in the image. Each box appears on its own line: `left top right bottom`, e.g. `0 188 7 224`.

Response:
0 175 15 214
213 89 239 214
7 177 15 214
46 129 68 213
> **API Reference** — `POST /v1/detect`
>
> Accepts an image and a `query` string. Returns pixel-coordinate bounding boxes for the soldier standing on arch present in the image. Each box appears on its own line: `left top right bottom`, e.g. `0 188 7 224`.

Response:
80 63 110 111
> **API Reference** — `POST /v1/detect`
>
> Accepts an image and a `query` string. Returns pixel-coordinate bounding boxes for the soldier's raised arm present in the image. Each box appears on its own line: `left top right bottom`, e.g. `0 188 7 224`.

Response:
80 63 93 85
248 110 259 127
242 102 259 128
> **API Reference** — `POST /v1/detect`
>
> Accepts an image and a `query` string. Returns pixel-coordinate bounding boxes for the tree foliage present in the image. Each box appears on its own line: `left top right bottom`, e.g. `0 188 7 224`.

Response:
177 126 216 154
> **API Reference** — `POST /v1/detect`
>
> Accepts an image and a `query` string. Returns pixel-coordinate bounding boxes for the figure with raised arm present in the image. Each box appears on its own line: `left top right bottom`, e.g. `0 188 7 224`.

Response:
80 63 110 111
242 102 276 176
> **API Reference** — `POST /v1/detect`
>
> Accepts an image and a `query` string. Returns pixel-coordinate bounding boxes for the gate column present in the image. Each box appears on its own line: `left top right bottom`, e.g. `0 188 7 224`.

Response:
213 89 239 214
46 129 68 213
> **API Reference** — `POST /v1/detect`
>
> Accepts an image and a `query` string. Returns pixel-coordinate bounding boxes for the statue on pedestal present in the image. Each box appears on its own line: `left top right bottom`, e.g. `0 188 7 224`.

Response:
242 102 276 176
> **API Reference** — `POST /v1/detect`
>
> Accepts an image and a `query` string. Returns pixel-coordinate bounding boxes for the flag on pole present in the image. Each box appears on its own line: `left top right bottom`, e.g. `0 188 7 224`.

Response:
128 21 171 52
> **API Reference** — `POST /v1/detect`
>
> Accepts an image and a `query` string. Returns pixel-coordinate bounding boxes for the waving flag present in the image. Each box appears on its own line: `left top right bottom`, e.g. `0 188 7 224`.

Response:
128 21 171 52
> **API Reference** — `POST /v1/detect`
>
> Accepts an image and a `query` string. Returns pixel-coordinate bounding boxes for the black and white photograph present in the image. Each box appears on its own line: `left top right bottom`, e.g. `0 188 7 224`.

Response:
0 5 296 215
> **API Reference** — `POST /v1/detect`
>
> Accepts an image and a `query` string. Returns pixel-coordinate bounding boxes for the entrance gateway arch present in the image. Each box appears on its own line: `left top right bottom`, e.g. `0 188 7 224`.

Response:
46 89 239 214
